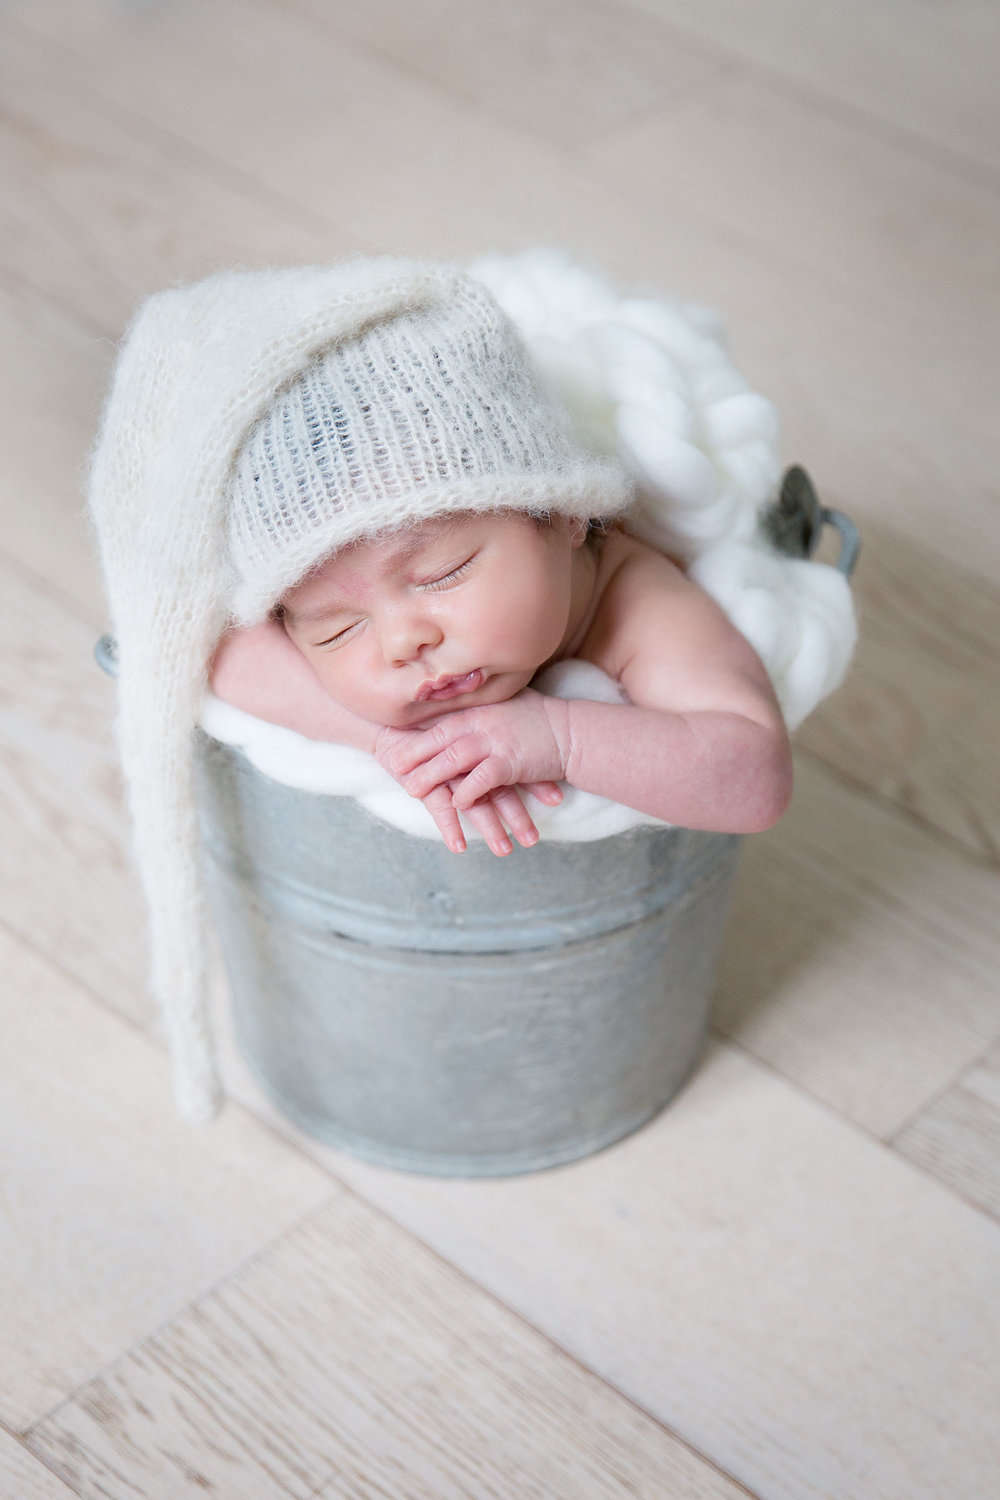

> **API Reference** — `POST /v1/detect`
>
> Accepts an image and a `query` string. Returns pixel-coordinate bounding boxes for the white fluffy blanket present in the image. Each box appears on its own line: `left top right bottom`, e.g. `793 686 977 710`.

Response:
202 249 857 841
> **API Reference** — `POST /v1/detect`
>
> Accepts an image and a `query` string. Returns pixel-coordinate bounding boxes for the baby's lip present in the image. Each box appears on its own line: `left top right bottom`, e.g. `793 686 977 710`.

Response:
416 669 484 703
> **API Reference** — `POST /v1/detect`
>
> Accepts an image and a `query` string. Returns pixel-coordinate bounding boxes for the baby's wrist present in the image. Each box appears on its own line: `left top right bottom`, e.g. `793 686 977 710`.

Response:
540 694 574 782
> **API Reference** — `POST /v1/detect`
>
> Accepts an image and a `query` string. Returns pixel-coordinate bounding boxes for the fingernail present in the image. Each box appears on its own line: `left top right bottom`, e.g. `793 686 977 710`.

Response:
520 828 539 846
448 835 466 853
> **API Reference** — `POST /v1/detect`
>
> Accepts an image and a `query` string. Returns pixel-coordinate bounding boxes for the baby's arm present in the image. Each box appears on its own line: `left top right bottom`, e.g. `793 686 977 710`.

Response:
210 619 380 752
209 621 562 855
378 553 793 835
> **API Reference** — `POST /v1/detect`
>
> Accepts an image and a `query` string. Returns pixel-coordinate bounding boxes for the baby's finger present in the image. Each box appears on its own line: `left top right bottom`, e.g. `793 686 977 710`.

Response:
383 719 463 778
521 780 564 806
460 796 514 857
448 755 516 810
482 786 541 848
401 736 493 800
420 783 467 854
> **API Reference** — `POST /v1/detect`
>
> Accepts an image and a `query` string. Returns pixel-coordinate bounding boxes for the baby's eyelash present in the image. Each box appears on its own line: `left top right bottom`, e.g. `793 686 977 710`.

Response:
316 619 362 648
421 558 474 591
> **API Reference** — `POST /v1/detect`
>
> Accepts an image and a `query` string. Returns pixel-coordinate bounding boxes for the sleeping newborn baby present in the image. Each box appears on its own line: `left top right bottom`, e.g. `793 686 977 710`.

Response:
211 504 793 857
89 253 807 1119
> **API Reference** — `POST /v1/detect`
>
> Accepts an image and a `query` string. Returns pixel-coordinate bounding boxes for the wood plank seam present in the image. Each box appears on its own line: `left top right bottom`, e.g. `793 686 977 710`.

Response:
885 1046 1000 1150
718 1030 1000 1229
18 1169 762 1499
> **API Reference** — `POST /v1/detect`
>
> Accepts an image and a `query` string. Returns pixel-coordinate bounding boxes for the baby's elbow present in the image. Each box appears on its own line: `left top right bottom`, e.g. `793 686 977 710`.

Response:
743 729 794 833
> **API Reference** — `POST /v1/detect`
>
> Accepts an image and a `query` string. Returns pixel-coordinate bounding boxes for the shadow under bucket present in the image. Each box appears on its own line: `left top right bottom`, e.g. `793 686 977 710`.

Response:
195 733 742 1177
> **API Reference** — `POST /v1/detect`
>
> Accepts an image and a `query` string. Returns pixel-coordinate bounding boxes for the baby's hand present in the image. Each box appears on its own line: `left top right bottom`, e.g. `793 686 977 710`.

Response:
375 689 570 856
418 778 563 856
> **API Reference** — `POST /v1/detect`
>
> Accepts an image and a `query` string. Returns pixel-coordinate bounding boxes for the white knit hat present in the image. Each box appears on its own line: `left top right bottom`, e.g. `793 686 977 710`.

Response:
225 282 628 627
88 255 631 1122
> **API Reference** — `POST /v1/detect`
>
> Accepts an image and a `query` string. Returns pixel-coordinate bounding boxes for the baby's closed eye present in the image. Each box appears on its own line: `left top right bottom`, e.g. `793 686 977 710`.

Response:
316 619 364 648
418 556 475 591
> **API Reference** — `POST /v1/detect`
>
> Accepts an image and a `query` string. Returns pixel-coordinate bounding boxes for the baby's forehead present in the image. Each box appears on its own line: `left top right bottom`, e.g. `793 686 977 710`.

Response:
280 511 502 618
356 512 476 560
294 510 532 588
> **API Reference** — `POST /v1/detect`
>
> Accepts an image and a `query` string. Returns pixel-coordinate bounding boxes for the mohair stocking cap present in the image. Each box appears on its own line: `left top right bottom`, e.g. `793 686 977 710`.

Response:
88 255 631 1122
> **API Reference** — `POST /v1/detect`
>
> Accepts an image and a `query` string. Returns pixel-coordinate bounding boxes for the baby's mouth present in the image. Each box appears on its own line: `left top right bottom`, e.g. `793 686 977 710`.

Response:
416 669 484 703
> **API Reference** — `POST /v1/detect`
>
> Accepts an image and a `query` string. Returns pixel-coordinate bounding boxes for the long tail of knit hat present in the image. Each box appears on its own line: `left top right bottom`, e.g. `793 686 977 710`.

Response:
88 255 631 1122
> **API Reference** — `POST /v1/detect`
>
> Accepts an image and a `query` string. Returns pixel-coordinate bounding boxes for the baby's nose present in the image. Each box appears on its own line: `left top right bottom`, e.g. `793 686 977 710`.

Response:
382 610 444 666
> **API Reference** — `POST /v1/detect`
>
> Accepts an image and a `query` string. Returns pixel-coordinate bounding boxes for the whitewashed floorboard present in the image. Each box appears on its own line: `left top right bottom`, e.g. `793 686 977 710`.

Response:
0 278 109 618
27 1191 754 1500
284 0 727 148
628 0 1000 172
714 755 1000 1136
0 925 333 1432
894 1041 1000 1221
0 1428 80 1500
216 1038 1000 1500
591 62 999 420
795 517 1000 867
0 548 148 1021
0 15 364 337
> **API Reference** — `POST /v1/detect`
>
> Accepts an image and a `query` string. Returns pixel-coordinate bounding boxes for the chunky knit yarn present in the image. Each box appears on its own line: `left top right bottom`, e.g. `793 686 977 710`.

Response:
88 255 631 1123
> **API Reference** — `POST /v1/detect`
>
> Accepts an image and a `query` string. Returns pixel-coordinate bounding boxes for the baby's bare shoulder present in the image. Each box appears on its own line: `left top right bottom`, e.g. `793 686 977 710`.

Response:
583 529 781 720
580 530 690 673
599 528 690 596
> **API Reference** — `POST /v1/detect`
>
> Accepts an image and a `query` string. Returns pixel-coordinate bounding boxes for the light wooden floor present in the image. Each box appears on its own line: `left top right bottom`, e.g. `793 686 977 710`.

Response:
2 2 998 1495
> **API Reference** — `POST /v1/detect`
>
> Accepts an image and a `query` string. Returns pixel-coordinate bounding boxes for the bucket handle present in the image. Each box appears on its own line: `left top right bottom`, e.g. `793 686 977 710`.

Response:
764 465 860 577
94 633 118 676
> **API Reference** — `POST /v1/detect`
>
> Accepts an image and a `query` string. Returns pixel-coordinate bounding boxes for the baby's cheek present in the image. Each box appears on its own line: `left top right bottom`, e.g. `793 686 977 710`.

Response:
312 660 377 717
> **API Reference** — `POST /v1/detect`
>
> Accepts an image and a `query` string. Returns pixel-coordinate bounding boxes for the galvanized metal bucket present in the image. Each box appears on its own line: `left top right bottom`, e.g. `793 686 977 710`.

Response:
195 731 741 1176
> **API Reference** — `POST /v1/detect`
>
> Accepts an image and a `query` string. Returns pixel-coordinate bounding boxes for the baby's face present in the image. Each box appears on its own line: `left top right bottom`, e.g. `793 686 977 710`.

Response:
280 511 586 728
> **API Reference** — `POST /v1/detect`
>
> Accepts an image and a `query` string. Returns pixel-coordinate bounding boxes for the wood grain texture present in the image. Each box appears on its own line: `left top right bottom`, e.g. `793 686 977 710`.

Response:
0 1429 80 1500
0 13 364 338
284 0 726 148
279 1042 1000 1500
893 1042 1000 1220
627 0 1000 171
0 924 333 1432
0 278 109 617
0 549 148 1020
592 62 1000 428
27 1190 753 1500
796 516 1000 867
714 755 1000 1136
